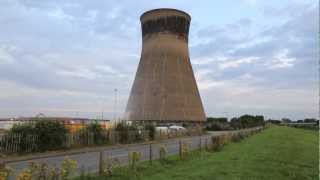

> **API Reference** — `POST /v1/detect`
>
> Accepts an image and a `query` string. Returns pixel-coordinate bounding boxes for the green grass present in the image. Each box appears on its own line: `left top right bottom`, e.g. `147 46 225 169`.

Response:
79 126 319 180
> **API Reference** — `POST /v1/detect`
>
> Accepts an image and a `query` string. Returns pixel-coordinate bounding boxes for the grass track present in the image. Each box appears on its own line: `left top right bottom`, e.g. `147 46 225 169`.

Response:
79 126 319 180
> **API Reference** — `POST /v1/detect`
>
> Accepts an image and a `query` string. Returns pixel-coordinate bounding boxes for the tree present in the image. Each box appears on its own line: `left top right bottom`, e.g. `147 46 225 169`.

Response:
34 119 68 151
230 115 265 129
6 119 68 152
267 119 281 124
206 117 232 131
115 122 139 144
85 122 106 145
8 123 35 152
281 118 291 123
207 117 228 123
304 118 317 123
145 124 156 140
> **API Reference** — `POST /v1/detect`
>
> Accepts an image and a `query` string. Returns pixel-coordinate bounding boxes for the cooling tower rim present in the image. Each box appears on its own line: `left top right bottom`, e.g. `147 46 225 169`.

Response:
140 8 191 22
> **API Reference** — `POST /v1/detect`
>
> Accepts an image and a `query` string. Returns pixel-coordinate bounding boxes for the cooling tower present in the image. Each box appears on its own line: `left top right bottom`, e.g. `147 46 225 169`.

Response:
125 8 206 123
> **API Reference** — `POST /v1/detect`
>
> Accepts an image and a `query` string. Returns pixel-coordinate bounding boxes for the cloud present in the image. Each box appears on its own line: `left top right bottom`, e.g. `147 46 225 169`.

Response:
190 2 318 119
192 56 229 65
0 45 16 64
200 75 317 120
0 0 317 120
57 67 100 80
218 57 259 70
266 49 295 69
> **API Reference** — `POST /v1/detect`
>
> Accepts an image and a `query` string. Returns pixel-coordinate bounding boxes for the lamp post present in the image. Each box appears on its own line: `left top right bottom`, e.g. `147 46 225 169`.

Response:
113 88 118 122
223 112 229 120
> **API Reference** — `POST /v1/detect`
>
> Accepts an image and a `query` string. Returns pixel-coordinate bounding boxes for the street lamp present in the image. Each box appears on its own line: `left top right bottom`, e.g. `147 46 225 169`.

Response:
113 88 118 122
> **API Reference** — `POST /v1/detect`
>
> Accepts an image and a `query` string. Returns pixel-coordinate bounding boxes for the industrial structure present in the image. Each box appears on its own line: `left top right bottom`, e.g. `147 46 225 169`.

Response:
125 8 206 124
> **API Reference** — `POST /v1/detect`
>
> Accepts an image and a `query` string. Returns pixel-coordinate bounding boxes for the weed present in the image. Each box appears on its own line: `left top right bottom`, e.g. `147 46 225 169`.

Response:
159 145 168 162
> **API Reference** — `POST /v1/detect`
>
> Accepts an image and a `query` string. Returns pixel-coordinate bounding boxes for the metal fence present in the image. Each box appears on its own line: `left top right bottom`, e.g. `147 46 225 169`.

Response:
0 130 151 154
0 128 202 154
4 127 264 179
0 134 39 154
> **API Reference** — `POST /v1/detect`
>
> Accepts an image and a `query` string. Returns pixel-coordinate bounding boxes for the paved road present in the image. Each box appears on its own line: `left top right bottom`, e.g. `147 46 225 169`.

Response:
5 127 262 178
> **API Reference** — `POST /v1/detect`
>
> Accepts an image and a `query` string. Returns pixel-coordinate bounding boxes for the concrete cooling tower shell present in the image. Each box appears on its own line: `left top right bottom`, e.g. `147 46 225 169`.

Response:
125 8 206 123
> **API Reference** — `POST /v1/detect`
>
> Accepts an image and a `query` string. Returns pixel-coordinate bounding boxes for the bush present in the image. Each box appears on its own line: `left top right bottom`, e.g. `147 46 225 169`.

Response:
230 115 265 129
180 142 189 160
231 133 244 142
210 136 225 151
6 123 35 152
5 119 68 152
206 122 233 131
115 122 140 144
15 158 77 180
159 145 168 161
207 117 228 123
101 157 120 177
60 158 78 180
145 124 155 140
34 120 68 151
85 122 106 145
0 166 12 180
129 151 141 170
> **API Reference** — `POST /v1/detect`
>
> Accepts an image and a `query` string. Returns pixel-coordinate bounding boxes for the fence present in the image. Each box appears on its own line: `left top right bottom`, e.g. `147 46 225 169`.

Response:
1 128 201 154
4 127 264 179
0 134 39 154
0 130 152 154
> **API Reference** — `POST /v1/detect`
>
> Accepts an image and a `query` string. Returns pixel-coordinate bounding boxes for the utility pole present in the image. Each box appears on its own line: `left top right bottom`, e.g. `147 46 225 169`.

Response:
223 112 229 120
101 96 105 121
113 88 118 121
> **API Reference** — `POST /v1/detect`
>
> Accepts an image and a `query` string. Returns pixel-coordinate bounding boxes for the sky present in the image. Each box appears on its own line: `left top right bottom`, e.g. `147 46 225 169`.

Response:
0 0 318 120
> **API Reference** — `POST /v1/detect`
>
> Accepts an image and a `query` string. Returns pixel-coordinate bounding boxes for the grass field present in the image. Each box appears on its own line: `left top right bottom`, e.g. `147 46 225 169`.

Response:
80 126 319 180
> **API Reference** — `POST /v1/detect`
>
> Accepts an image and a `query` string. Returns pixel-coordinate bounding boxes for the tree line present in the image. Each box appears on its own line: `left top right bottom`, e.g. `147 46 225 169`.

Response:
206 115 265 131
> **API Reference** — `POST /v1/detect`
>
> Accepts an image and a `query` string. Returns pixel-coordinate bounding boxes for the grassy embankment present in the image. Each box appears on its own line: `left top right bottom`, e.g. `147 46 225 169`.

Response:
78 126 319 180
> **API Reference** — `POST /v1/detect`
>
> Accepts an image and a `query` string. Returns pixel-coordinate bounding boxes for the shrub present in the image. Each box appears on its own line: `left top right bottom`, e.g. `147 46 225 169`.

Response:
180 142 189 160
115 122 140 144
222 134 232 145
210 136 225 151
7 123 35 152
129 151 141 170
10 123 34 134
230 115 265 129
4 119 68 152
16 169 32 180
116 123 130 143
0 166 12 180
231 133 243 142
128 151 141 178
49 165 60 180
85 122 107 145
206 122 233 131
61 158 78 180
16 162 56 180
34 120 68 151
29 162 48 179
145 124 156 140
238 132 246 139
13 159 78 180
101 157 120 177
207 117 228 123
159 145 168 161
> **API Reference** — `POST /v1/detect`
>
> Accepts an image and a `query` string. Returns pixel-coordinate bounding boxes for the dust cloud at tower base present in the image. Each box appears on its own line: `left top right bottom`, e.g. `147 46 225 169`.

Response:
125 8 206 123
